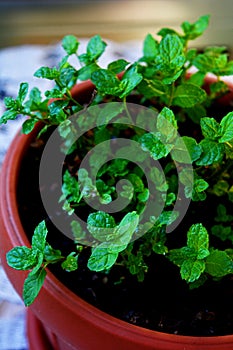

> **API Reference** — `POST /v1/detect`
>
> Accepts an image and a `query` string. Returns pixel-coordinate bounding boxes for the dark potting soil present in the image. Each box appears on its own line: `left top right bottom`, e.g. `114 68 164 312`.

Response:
16 126 233 337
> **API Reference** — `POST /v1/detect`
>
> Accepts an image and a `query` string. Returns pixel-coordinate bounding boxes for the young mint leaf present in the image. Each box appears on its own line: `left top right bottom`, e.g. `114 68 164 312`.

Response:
87 246 118 272
173 83 207 108
87 211 116 242
171 137 193 164
200 117 220 140
61 252 78 271
18 82 29 102
181 136 202 162
219 112 233 143
157 34 185 74
87 35 107 61
215 203 233 222
31 220 48 254
34 67 60 80
0 110 18 123
62 35 79 55
59 66 77 88
191 178 209 201
211 225 233 243
78 63 100 81
187 223 209 259
48 100 69 116
97 102 124 125
187 71 206 87
142 33 159 61
212 180 229 197
44 243 62 263
205 249 233 277
6 246 36 270
91 69 122 96
196 139 224 165
23 268 47 306
112 212 139 246
4 96 18 110
60 170 80 203
140 133 172 160
22 119 37 134
119 65 143 98
149 167 168 192
180 259 205 283
137 79 166 99
157 107 177 142
107 59 129 74
127 173 144 193
181 14 210 40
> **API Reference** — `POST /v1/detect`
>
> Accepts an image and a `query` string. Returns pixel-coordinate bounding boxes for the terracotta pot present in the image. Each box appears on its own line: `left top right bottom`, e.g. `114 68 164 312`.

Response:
1 81 233 350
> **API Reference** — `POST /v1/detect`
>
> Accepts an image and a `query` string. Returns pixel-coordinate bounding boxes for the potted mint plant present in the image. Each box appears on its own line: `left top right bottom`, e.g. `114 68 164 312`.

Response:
1 14 233 350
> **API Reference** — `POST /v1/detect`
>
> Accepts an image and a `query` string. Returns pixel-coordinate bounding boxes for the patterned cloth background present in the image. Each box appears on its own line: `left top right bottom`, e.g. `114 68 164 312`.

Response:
0 38 141 350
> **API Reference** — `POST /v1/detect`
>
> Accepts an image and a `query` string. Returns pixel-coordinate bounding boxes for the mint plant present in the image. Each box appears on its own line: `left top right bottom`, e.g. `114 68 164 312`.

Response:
1 14 233 306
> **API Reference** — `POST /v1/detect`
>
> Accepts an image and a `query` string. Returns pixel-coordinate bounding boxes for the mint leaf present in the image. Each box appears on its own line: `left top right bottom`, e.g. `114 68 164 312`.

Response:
6 247 36 270
157 107 177 142
91 69 122 96
107 59 129 74
61 253 78 271
142 34 158 61
205 250 233 277
62 35 79 55
34 67 60 80
87 246 118 271
140 133 172 160
173 83 207 108
200 117 220 140
181 259 205 283
87 35 107 61
219 112 233 143
31 220 48 254
191 178 209 201
44 244 62 263
60 170 80 203
78 63 100 81
137 79 166 99
23 268 47 306
114 212 139 246
18 82 28 102
119 66 143 98
22 119 37 134
181 136 202 162
211 225 233 243
181 14 210 40
87 211 116 242
157 34 185 74
187 223 209 259
196 139 224 165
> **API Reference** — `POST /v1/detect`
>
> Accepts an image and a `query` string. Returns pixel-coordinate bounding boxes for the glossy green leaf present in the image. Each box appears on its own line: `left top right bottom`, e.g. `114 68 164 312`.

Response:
62 35 79 55
205 250 233 277
219 112 233 143
173 83 207 108
87 246 118 271
181 259 205 282
196 139 224 165
6 246 36 270
23 268 47 306
107 59 129 74
200 117 220 139
87 35 107 61
32 221 48 254
187 223 209 259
